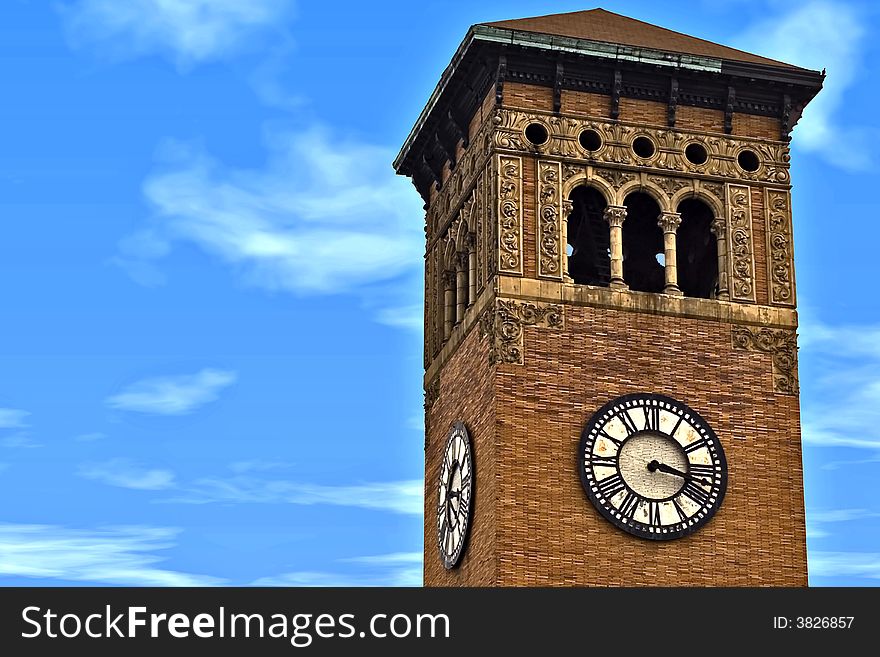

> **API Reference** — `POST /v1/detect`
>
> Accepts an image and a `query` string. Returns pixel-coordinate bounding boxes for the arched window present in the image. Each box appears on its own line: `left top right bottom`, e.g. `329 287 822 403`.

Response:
567 186 610 286
622 192 664 293
676 198 718 299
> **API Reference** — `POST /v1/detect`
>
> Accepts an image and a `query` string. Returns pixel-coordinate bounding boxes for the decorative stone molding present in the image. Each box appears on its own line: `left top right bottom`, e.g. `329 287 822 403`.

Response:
480 299 564 365
595 168 636 190
603 205 627 228
765 188 795 306
425 377 440 410
497 155 523 274
476 172 486 297
492 108 791 185
726 184 756 303
732 326 799 394
537 160 563 280
657 211 682 234
650 175 690 197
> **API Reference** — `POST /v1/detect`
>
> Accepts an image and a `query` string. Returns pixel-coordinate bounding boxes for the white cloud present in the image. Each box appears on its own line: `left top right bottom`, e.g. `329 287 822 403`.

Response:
253 552 423 587
736 1 871 170
375 305 423 332
106 368 236 415
117 130 423 299
167 475 423 515
0 408 29 429
61 0 294 68
0 434 42 449
807 508 880 540
0 523 222 586
810 551 880 580
799 313 880 451
79 458 176 490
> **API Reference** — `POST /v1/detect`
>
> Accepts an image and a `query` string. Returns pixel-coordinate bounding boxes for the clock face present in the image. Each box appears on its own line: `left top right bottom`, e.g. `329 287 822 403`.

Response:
437 421 474 569
578 393 727 541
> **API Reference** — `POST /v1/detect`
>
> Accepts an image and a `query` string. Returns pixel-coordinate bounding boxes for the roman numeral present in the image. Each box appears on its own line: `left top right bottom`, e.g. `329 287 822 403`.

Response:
669 415 684 438
682 480 711 507
618 410 639 436
642 405 659 432
648 501 662 527
688 463 715 480
672 498 688 522
596 473 626 499
683 437 710 454
587 455 617 469
598 430 623 448
619 491 640 519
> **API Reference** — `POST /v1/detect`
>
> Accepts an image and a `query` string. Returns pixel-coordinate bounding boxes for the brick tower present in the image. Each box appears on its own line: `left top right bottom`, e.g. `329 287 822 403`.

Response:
394 9 823 586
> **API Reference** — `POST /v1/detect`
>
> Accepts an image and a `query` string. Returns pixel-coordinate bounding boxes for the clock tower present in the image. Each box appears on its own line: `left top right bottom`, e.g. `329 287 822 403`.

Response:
394 9 823 586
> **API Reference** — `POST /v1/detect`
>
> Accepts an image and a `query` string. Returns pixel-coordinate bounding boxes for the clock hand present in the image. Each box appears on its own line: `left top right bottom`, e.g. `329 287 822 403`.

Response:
647 460 711 486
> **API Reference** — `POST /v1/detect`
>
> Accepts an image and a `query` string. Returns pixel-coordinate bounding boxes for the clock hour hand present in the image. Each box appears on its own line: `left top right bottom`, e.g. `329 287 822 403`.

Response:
647 460 710 486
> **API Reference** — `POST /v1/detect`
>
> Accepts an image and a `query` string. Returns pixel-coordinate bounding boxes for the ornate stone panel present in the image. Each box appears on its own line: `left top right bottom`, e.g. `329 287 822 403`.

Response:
497 155 523 275
492 109 791 186
765 188 795 306
537 160 563 280
726 184 757 303
732 326 799 394
475 171 486 295
480 299 564 365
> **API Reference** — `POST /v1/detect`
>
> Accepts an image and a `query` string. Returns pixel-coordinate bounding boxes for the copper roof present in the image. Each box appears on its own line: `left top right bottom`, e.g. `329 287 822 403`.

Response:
484 8 799 70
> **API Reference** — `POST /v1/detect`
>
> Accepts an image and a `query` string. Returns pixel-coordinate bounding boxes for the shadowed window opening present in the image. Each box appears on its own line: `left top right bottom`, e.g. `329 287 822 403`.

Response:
566 186 610 286
579 129 603 152
632 136 655 159
676 199 718 299
685 143 708 165
525 123 549 145
622 192 664 293
737 149 760 172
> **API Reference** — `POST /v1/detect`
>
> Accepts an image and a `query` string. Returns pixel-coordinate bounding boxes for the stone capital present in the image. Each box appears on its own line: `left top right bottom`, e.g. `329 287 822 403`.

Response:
658 211 682 234
603 205 627 227
710 216 727 239
442 270 457 287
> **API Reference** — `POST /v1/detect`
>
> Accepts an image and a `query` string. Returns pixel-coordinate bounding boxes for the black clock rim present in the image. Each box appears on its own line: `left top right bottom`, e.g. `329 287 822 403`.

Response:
438 420 475 569
578 392 728 542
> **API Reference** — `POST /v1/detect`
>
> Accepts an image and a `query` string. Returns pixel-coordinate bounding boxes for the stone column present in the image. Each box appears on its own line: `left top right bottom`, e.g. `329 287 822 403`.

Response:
455 252 468 323
658 211 683 296
562 199 573 282
443 270 456 338
711 216 730 301
466 233 477 306
603 205 628 289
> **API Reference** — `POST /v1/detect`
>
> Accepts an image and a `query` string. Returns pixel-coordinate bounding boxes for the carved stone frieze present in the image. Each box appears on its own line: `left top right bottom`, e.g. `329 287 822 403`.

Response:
492 109 791 185
537 160 563 280
732 326 799 394
765 188 795 306
497 155 523 274
649 175 690 197
595 168 636 190
726 184 756 302
481 299 564 365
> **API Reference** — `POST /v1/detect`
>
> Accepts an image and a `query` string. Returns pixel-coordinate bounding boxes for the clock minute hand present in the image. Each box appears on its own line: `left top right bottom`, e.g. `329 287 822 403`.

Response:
647 460 710 486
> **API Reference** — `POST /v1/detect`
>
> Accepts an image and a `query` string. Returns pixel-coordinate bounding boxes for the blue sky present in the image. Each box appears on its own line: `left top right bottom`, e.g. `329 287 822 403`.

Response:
0 0 877 587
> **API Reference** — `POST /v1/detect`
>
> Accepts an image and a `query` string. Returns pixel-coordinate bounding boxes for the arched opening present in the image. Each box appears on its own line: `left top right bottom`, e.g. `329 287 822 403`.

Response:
622 192 664 293
676 198 718 299
566 186 610 286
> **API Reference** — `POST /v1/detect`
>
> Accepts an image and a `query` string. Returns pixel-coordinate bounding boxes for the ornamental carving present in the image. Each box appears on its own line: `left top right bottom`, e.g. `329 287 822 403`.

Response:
537 160 563 280
497 155 523 274
726 184 756 302
481 299 564 365
492 109 790 186
649 175 690 197
765 188 795 306
595 168 636 190
475 171 486 296
732 326 799 394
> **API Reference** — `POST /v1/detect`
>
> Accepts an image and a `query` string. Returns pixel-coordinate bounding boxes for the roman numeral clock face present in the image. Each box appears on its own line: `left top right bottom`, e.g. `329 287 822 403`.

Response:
579 394 727 540
437 421 474 569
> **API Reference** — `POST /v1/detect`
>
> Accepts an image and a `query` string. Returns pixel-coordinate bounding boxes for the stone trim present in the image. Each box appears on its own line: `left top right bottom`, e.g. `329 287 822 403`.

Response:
497 155 523 275
726 183 756 303
765 187 795 306
480 298 564 365
732 326 799 394
537 160 564 280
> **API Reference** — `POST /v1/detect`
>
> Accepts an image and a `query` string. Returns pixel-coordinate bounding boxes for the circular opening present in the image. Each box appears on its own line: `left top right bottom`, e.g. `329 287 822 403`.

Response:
737 149 760 172
579 129 603 152
632 136 655 159
685 143 708 165
525 123 549 146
